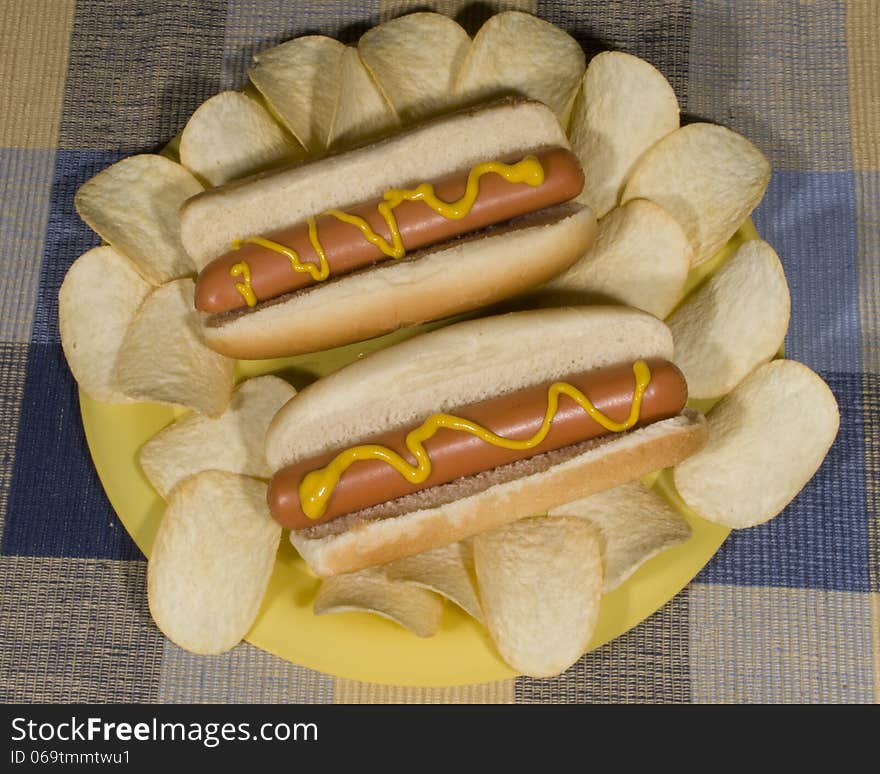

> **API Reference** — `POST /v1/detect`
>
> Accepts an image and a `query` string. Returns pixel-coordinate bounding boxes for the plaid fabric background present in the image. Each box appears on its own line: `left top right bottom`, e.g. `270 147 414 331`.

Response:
0 0 876 703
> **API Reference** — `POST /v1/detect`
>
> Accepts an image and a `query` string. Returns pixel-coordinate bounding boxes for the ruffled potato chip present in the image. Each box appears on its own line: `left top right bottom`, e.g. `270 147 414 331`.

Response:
139 375 296 499
385 540 483 623
474 516 602 677
114 279 234 416
59 246 152 403
179 90 304 186
314 568 443 638
358 12 470 122
248 35 345 154
569 51 679 219
539 199 691 319
148 471 280 655
454 11 585 122
622 122 771 265
667 239 790 399
74 154 203 285
328 47 399 150
549 481 691 591
674 360 839 528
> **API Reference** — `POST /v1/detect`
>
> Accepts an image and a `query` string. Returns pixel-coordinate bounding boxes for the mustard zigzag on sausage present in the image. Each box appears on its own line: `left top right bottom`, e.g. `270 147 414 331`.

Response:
298 359 653 520
194 147 583 314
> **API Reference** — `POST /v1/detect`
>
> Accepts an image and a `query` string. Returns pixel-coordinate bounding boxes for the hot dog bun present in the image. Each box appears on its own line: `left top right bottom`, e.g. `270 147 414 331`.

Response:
183 99 571 269
265 307 707 576
182 99 597 359
201 205 594 359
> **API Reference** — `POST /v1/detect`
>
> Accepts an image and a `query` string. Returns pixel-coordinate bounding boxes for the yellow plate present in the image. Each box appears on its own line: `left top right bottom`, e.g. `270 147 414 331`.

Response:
80 221 757 686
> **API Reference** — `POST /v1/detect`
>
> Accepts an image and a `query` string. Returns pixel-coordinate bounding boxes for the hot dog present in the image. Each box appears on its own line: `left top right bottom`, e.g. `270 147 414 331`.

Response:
264 307 708 576
181 99 598 359
194 146 583 314
269 358 687 530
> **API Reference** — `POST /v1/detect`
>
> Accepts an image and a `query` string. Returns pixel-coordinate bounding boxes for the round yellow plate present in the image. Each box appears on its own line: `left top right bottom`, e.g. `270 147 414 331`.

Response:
80 221 757 686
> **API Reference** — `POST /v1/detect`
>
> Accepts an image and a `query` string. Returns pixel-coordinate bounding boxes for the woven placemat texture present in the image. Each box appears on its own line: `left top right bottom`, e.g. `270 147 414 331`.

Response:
0 0 876 703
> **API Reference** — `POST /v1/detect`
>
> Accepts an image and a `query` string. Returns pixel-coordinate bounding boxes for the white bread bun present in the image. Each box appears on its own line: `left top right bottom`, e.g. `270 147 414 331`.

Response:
291 412 705 576
201 204 596 359
180 98 570 270
266 307 707 576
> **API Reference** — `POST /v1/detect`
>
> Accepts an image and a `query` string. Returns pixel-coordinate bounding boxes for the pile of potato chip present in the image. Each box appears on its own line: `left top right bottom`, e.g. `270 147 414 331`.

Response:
59 12 839 677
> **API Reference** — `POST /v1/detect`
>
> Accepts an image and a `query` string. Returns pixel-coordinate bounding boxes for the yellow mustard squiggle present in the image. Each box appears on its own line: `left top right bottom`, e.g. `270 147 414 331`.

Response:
229 261 256 307
298 360 652 520
229 156 545 307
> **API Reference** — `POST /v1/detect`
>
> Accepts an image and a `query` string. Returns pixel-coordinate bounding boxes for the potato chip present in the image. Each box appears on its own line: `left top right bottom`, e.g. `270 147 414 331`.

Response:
385 540 483 623
328 47 399 150
74 154 203 285
454 11 585 121
474 516 602 677
59 246 152 403
248 35 345 154
549 481 691 591
667 239 790 399
114 279 234 416
139 375 296 499
674 360 839 528
313 567 443 638
622 122 771 265
569 51 679 219
539 199 691 319
148 471 280 655
179 91 304 186
358 12 470 122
